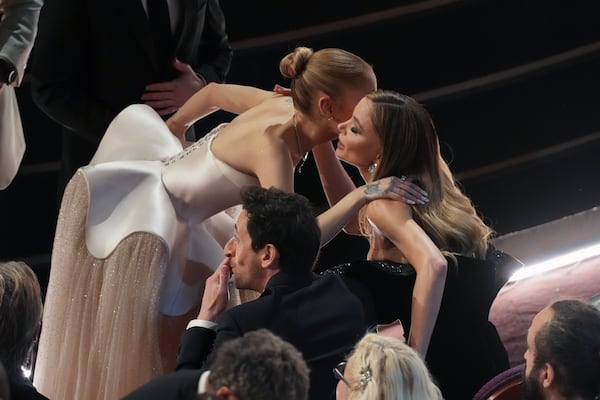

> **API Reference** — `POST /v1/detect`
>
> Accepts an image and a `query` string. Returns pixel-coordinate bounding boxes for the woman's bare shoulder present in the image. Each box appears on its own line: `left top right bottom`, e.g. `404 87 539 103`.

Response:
209 98 294 174
366 198 412 222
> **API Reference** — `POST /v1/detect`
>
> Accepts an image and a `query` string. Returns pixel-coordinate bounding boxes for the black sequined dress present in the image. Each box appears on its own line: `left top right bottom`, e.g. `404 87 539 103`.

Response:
322 250 519 400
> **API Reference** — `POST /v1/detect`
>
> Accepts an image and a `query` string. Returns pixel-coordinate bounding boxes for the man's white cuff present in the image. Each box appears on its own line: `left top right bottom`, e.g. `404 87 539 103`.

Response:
186 319 218 331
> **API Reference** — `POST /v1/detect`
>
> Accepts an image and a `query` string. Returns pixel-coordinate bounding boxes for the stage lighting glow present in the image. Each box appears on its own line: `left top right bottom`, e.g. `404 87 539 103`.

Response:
509 242 600 282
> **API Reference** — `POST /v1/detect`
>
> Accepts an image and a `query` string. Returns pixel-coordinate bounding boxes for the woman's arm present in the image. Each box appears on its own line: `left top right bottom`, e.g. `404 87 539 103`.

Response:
367 199 447 358
316 177 420 247
166 83 275 142
312 141 362 233
313 142 428 235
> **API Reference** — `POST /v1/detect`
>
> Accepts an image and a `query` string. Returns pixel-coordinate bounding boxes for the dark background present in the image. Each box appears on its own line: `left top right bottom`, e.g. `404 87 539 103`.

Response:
2 0 599 291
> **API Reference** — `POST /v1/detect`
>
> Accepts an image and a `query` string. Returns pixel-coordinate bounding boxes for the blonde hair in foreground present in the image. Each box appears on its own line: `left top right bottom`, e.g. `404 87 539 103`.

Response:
364 90 493 260
345 333 442 400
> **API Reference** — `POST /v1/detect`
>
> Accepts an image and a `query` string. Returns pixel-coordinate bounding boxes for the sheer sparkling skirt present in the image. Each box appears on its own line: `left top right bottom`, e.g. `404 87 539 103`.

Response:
34 172 172 399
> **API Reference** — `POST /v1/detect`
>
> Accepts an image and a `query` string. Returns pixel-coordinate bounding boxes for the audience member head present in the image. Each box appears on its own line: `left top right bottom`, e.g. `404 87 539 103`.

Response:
224 186 320 291
336 89 493 259
523 299 600 400
0 261 42 381
335 333 442 400
202 329 309 400
279 47 376 123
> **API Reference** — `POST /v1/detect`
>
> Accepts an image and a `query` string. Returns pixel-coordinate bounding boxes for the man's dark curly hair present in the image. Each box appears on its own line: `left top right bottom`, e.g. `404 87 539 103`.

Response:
240 186 320 273
207 329 310 400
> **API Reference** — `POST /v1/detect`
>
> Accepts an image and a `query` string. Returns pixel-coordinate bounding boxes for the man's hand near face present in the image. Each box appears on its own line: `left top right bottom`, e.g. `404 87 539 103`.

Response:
197 259 232 322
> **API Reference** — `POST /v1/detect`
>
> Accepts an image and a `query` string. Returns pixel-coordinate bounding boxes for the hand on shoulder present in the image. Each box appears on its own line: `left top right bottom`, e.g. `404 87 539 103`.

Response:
363 176 428 205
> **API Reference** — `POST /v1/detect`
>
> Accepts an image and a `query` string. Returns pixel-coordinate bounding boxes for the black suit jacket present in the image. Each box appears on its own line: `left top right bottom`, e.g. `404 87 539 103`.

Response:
123 272 368 400
31 0 232 146
9 377 49 400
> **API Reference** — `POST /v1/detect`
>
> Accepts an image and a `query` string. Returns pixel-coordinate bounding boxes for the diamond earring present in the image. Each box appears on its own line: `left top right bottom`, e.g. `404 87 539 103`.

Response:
368 163 378 175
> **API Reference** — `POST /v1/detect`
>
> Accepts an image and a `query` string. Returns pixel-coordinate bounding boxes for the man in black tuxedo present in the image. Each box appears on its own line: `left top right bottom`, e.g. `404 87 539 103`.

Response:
30 0 232 193
123 186 369 400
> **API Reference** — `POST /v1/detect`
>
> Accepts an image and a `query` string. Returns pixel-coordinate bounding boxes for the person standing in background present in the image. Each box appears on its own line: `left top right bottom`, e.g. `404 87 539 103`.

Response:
0 0 42 189
30 0 232 194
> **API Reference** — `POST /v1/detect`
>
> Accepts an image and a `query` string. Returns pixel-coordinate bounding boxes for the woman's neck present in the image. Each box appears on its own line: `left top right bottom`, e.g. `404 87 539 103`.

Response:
291 114 309 169
359 169 372 183
293 111 337 154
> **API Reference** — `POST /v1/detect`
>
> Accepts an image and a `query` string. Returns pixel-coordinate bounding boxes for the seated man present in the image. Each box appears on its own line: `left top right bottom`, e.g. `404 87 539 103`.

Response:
523 298 600 400
125 186 369 399
123 329 309 400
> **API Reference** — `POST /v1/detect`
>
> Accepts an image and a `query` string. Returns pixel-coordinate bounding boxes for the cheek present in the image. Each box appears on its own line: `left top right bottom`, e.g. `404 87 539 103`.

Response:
337 107 353 123
335 138 357 161
347 138 373 162
334 101 351 122
335 380 348 400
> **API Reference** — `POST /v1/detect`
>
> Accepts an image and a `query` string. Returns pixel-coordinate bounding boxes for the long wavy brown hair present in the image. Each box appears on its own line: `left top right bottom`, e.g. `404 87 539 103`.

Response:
363 90 493 259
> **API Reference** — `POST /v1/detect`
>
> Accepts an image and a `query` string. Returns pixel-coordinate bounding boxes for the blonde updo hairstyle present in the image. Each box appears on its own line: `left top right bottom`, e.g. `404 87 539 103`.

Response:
345 333 443 400
279 47 374 116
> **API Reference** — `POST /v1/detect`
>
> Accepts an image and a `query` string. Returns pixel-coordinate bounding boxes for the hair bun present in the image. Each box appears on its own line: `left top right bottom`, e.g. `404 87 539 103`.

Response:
279 47 314 79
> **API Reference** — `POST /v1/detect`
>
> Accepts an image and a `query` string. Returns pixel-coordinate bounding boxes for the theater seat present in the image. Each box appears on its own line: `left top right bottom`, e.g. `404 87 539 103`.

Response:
472 363 524 400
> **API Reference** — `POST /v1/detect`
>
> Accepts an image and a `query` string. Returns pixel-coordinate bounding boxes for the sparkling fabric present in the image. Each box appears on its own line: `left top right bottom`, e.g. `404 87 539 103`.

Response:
34 105 260 399
82 105 258 315
322 253 516 400
34 172 167 399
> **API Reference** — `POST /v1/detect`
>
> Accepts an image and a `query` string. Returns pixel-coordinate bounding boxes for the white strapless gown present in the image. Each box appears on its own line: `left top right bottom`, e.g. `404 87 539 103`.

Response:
34 105 259 400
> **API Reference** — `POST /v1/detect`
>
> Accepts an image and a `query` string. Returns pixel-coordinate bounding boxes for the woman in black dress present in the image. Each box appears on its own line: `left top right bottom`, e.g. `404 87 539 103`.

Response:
315 90 517 400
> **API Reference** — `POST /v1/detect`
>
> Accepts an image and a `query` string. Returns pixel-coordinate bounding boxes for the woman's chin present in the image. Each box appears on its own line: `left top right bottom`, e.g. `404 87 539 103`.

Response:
334 153 354 166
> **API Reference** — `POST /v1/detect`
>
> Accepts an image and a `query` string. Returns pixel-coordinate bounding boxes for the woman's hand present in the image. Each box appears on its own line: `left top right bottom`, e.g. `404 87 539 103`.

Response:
273 84 291 96
363 176 429 205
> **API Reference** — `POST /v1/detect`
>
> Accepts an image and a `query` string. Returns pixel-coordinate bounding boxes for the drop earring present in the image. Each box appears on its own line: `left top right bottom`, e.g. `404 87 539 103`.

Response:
368 163 378 175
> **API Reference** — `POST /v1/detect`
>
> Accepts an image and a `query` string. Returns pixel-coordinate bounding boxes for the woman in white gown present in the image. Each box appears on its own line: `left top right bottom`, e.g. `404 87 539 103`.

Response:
33 47 427 400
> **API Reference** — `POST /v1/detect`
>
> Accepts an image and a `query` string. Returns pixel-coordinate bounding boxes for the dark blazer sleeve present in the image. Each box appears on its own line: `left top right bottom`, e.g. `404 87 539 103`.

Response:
29 0 115 141
176 312 242 371
176 326 217 370
121 369 202 400
192 0 232 83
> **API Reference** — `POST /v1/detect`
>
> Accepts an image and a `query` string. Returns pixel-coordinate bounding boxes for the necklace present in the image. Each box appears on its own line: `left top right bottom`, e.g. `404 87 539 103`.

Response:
293 113 309 172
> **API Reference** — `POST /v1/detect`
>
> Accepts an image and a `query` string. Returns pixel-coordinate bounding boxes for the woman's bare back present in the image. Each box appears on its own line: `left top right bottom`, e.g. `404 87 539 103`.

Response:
210 96 296 180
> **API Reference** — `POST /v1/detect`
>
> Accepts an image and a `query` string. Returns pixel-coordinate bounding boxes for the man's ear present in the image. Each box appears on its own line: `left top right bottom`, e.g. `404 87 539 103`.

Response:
214 386 238 399
260 243 280 270
540 362 555 389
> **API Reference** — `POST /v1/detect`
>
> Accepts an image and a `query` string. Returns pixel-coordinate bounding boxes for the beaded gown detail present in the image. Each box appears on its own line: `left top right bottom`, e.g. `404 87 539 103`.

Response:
34 105 259 400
